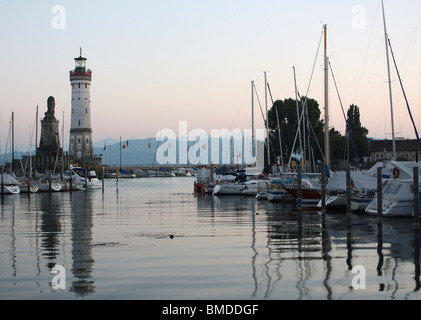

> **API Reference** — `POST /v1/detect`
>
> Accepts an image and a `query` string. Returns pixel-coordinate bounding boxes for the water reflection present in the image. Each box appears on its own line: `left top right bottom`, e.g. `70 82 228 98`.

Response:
39 193 62 268
414 229 420 292
321 214 332 299
69 191 95 296
197 194 421 299
2 177 421 300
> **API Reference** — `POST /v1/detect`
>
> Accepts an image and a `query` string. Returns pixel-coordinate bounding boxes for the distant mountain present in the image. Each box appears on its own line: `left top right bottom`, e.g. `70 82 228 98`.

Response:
1 136 263 167
96 137 264 167
93 137 118 149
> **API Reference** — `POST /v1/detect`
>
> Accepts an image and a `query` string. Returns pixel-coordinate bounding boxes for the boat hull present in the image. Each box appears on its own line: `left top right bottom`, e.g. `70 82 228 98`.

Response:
365 198 414 217
213 183 246 195
2 185 20 194
283 187 321 203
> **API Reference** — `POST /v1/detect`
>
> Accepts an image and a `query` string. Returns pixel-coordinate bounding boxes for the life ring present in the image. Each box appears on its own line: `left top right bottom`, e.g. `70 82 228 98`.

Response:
392 167 400 179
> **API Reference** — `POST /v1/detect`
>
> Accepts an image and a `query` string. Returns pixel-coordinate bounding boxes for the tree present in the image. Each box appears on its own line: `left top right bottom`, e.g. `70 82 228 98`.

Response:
346 104 369 161
267 97 324 165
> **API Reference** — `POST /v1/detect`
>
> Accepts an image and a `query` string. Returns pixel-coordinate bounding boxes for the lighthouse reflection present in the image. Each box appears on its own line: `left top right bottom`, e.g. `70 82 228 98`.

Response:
69 191 95 296
39 191 95 296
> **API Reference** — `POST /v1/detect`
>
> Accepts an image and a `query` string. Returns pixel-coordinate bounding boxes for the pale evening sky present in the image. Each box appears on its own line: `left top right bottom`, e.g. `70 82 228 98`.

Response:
1 0 421 150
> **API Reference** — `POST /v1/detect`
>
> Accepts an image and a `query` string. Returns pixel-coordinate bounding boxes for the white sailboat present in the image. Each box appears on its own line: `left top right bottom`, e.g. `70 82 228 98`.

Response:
364 1 421 217
212 173 247 195
365 161 421 217
0 173 20 194
36 176 62 192
316 163 390 211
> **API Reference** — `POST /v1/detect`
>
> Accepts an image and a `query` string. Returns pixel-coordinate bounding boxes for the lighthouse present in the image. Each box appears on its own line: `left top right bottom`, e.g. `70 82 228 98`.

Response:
69 48 93 160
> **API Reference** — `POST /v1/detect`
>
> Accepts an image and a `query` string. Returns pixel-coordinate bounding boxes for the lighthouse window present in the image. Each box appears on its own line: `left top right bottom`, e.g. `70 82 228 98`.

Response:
78 138 81 144
78 83 80 89
86 138 89 143
85 108 88 114
72 108 74 114
79 121 81 126
85 84 87 89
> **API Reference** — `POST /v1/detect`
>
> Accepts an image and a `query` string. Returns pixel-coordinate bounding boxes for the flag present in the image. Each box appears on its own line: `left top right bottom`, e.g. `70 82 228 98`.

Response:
148 141 150 149
103 141 107 151
122 141 128 149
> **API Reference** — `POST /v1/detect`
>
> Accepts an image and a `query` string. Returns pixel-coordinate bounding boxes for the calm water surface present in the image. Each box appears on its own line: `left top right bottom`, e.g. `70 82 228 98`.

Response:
0 177 420 300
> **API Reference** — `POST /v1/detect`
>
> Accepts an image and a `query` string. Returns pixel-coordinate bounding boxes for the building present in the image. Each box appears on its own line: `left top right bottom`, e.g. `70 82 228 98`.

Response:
69 49 101 169
69 48 94 160
368 138 421 162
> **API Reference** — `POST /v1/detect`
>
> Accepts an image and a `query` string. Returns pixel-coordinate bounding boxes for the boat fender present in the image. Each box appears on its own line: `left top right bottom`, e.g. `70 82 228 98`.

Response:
392 167 399 179
350 180 355 190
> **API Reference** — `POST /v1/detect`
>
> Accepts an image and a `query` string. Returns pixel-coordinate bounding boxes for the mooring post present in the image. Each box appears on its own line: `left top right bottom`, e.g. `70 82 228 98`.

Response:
102 166 105 194
297 163 302 211
84 169 88 189
116 168 119 193
346 165 351 220
69 168 73 194
321 161 326 216
414 166 419 230
1 167 4 199
377 166 383 226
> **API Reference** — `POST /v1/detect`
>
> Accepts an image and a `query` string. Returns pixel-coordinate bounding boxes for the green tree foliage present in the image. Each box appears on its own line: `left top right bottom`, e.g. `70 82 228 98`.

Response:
346 104 369 160
329 128 346 161
267 97 324 164
267 99 369 167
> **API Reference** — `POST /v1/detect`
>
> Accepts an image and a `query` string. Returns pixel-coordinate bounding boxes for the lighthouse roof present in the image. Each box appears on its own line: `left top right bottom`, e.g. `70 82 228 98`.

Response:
74 55 87 61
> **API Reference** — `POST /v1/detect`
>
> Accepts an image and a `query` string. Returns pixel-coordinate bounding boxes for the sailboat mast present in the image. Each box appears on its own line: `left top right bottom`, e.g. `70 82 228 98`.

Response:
264 71 271 168
381 0 396 160
293 66 303 160
251 80 255 159
61 110 65 180
11 111 14 173
324 24 330 169
34 105 38 179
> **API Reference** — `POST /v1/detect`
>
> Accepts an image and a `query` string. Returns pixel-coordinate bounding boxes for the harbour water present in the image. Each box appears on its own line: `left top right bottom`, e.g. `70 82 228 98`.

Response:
0 176 420 300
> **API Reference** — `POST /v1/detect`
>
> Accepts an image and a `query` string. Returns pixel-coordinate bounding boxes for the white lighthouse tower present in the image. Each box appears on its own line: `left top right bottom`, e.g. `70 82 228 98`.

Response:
69 48 93 160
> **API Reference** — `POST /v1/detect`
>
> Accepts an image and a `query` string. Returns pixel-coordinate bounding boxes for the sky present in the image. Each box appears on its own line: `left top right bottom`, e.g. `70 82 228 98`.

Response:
1 0 421 151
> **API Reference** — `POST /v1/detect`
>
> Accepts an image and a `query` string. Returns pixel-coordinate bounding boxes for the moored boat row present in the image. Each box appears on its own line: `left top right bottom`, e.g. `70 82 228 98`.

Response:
0 165 102 195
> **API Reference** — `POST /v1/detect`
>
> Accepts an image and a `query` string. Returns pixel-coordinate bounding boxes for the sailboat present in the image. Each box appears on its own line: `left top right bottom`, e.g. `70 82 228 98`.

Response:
0 173 20 194
365 161 421 217
281 27 329 205
364 1 421 217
